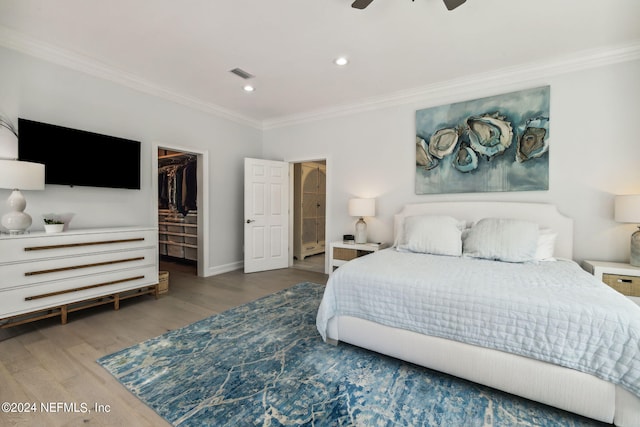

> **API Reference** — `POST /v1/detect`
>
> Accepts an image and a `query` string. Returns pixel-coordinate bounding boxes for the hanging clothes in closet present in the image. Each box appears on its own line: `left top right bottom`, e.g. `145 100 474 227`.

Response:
158 157 197 214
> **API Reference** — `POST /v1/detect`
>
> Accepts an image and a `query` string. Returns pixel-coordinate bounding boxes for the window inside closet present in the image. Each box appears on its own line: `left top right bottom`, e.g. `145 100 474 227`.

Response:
158 149 198 266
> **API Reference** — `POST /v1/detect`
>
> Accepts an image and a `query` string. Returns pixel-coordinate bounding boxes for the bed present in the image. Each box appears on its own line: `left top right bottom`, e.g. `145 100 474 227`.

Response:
317 201 640 426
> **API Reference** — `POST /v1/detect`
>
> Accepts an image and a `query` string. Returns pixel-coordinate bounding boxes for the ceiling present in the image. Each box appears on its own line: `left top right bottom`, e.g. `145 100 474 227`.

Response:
0 0 639 127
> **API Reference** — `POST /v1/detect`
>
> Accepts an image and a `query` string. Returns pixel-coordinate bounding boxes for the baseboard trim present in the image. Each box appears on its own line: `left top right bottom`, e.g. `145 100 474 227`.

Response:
204 261 243 277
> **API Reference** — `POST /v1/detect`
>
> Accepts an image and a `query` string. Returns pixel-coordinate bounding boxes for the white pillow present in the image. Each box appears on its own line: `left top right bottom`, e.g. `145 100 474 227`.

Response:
397 215 465 256
463 218 539 263
535 228 557 261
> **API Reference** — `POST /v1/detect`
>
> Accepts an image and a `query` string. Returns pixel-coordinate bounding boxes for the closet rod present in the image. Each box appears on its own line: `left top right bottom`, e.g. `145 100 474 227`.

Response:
159 153 196 160
158 153 196 168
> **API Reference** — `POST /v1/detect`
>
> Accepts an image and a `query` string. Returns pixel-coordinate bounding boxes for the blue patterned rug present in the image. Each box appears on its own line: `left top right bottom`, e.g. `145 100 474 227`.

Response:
98 282 608 426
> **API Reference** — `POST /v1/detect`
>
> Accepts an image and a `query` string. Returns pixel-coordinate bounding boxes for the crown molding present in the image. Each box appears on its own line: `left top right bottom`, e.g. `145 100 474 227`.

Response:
1 25 638 132
0 25 262 130
262 40 640 130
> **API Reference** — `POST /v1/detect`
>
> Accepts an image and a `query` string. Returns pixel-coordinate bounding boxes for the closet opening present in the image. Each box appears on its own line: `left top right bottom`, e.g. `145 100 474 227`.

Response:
158 148 199 276
291 160 326 274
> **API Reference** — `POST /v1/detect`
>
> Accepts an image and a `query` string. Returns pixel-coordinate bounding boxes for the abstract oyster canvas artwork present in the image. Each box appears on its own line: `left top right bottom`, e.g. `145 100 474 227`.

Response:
415 86 550 194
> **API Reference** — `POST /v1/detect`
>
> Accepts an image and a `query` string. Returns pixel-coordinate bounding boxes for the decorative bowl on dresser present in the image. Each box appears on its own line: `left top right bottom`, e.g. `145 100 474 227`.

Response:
0 226 159 328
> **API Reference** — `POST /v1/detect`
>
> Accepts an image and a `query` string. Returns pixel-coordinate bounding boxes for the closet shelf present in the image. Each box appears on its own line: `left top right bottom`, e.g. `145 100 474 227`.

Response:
159 231 197 238
159 240 198 249
159 222 197 228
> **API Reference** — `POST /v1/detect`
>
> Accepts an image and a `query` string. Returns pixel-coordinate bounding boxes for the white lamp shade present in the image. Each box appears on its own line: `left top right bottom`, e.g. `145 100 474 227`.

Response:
0 160 45 190
615 195 640 223
348 198 375 218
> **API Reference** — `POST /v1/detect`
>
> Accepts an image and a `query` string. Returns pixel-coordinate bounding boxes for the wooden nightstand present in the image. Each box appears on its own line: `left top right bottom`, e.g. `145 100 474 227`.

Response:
583 260 640 305
330 241 387 271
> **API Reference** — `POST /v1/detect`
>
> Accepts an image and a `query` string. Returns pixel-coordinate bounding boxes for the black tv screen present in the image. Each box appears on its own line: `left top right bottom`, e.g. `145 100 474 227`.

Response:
18 118 141 189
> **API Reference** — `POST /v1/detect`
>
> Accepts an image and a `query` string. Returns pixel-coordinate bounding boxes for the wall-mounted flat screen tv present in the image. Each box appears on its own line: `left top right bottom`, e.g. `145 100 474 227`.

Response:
18 118 141 190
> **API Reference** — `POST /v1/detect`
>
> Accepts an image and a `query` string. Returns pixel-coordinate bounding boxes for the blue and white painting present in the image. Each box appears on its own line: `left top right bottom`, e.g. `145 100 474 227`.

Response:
415 86 550 194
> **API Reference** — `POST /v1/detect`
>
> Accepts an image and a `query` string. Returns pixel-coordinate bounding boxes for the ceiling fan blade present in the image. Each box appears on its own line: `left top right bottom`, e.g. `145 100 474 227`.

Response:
352 0 375 9
443 0 466 10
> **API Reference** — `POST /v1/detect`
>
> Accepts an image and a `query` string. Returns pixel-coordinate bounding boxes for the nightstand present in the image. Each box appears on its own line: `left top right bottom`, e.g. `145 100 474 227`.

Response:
583 260 640 305
330 241 387 271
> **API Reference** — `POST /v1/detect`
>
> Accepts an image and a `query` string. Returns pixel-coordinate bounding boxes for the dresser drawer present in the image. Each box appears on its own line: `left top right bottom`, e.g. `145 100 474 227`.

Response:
0 266 158 318
603 274 640 297
333 247 374 261
0 229 156 264
0 248 156 290
333 247 357 261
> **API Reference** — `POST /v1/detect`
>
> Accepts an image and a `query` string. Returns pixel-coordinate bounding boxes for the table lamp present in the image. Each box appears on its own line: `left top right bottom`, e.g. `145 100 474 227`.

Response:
614 194 640 267
0 159 45 234
348 198 375 244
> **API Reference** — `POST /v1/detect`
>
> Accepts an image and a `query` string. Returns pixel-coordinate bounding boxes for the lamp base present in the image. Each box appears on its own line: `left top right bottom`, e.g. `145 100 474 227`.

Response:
631 227 640 267
355 217 367 244
1 189 32 234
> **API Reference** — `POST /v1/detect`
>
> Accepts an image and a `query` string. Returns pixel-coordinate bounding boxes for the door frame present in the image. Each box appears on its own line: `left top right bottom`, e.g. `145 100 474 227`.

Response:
152 143 210 277
286 155 331 275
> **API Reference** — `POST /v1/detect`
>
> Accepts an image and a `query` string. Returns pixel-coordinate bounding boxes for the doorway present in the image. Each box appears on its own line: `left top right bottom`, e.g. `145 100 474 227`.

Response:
291 160 326 274
154 145 209 277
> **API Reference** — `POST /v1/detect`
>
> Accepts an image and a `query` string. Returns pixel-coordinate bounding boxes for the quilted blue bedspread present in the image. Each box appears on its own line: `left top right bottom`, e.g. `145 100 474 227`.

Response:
317 249 640 398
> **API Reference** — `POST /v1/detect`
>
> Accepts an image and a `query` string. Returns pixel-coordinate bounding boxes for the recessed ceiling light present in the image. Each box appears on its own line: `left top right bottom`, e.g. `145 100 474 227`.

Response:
334 57 349 66
243 85 255 92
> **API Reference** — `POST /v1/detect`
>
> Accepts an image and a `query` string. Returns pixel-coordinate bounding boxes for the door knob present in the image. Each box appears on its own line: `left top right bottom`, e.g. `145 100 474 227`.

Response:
246 219 255 224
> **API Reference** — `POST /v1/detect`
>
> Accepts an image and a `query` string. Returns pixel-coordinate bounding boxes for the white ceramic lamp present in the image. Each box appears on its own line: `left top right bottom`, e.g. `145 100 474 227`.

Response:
614 194 640 267
348 198 375 244
0 160 45 234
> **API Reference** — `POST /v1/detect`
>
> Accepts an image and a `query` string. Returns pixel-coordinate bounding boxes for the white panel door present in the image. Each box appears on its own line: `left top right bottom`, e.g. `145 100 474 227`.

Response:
244 158 289 273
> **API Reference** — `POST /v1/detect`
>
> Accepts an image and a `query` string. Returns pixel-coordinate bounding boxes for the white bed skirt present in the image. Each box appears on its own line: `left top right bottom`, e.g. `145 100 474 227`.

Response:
327 316 640 426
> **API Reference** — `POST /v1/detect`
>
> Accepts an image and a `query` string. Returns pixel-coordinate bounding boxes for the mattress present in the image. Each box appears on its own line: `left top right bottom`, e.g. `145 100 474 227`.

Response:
316 249 640 398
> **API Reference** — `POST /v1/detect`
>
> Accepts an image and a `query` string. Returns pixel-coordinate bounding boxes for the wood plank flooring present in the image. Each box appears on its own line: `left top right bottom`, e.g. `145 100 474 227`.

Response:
0 264 328 426
292 253 325 274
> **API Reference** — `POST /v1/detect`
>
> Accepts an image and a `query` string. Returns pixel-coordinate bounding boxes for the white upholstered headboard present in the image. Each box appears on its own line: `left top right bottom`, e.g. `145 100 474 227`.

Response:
393 202 574 259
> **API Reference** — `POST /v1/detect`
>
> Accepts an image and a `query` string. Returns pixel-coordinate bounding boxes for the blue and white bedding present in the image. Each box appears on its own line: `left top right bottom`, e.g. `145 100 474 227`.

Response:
316 249 640 398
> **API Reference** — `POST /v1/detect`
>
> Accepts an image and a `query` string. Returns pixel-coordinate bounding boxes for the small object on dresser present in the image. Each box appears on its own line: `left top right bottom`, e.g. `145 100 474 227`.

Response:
43 216 65 233
343 234 355 244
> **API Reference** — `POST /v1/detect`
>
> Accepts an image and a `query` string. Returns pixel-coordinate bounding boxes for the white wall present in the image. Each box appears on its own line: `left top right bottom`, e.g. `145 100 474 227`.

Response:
0 46 262 272
2 45 638 270
263 59 640 264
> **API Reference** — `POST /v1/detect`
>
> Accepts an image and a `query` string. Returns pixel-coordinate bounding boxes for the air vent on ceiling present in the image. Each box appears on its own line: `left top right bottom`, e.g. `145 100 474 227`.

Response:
229 68 254 80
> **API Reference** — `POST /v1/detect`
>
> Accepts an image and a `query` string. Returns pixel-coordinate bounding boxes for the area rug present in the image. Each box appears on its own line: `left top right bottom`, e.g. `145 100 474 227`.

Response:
98 282 606 426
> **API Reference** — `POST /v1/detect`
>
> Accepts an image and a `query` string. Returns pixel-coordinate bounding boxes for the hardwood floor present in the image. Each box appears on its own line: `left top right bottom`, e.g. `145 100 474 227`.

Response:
0 265 328 426
292 252 325 274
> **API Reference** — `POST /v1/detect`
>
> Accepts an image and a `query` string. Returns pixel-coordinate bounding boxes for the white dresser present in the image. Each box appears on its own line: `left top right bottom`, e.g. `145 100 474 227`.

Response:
0 227 159 327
